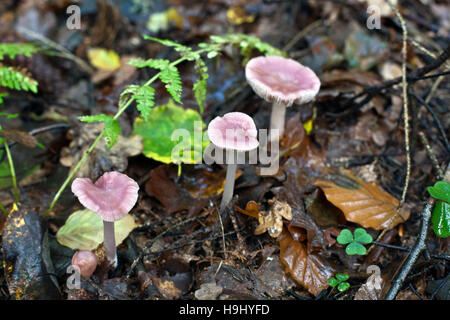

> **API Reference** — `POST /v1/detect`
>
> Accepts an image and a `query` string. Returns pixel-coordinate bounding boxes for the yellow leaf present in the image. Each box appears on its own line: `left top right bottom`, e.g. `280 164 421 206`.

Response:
227 6 255 25
87 48 121 71
315 170 410 230
303 119 313 135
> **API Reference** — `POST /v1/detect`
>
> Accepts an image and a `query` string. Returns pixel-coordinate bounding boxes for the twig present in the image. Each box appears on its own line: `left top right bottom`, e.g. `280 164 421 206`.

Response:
372 241 449 260
3 141 18 202
385 199 434 300
418 131 445 179
371 0 410 249
413 93 450 153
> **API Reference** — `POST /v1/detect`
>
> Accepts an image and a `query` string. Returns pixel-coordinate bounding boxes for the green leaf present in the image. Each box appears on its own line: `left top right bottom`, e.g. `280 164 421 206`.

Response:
0 112 18 118
337 229 353 244
0 43 41 60
56 209 137 250
132 99 209 164
0 65 38 93
335 273 349 282
103 117 120 149
79 114 120 149
121 85 155 120
354 228 373 244
427 181 450 204
128 58 170 70
328 277 338 287
0 92 8 104
159 66 182 103
143 36 198 61
431 201 450 238
193 59 208 113
346 241 367 255
337 282 350 292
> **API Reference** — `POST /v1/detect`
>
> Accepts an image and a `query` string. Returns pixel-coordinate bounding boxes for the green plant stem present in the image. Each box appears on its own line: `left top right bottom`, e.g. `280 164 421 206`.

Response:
46 49 212 215
4 141 19 202
0 202 7 216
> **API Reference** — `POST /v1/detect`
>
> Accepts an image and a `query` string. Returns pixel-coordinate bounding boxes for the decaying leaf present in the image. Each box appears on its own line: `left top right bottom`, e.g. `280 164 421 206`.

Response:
145 165 209 216
2 205 61 299
254 199 292 238
278 228 334 296
315 170 410 230
354 273 389 300
1 129 38 148
56 209 138 250
87 48 121 71
60 123 143 179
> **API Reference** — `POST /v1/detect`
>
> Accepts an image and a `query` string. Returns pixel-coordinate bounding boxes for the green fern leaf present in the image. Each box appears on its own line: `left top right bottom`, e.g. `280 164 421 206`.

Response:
121 85 155 120
128 58 170 69
79 114 120 149
0 65 38 93
193 59 208 113
0 43 41 60
159 66 182 104
143 36 199 61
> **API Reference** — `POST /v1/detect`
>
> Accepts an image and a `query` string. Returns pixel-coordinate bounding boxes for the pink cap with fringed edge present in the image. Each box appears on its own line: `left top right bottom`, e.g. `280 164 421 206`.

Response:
208 112 259 152
71 171 139 222
245 56 321 106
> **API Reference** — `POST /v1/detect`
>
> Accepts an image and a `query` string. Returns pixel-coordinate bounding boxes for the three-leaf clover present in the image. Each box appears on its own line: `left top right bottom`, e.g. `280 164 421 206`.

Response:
328 273 350 292
427 181 450 238
337 228 373 255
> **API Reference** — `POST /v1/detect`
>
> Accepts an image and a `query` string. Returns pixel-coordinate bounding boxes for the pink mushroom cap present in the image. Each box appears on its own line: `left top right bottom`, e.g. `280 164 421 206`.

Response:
208 112 259 151
72 250 98 278
71 171 139 222
245 56 321 106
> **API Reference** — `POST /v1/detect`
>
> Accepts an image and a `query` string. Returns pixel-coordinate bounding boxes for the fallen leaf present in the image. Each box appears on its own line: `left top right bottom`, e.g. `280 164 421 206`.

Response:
254 199 292 238
133 100 209 164
227 6 255 25
180 165 233 199
278 228 334 296
344 30 388 70
354 274 389 300
87 48 121 71
2 129 38 148
315 169 410 230
145 165 208 216
2 205 61 299
56 209 138 250
235 200 260 218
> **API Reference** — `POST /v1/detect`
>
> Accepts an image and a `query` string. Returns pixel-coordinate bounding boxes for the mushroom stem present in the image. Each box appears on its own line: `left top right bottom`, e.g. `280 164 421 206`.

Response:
220 163 237 212
103 221 117 267
270 102 287 141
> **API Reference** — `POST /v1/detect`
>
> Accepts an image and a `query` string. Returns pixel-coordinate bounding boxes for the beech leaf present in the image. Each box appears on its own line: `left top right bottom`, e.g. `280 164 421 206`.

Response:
278 228 334 296
315 170 410 230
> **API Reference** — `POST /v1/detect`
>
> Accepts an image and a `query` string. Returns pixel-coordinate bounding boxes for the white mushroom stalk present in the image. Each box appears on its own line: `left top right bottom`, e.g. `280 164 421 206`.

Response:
208 112 259 212
245 56 321 141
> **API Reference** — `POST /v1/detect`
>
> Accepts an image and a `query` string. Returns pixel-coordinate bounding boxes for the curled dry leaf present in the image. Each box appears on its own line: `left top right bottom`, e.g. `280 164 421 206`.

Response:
315 170 410 230
1 129 38 148
254 199 292 238
60 123 143 179
278 228 334 296
354 273 389 300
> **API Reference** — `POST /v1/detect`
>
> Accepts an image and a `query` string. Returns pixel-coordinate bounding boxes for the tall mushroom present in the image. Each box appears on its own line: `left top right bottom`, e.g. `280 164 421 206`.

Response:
71 171 139 267
245 56 321 141
208 112 259 212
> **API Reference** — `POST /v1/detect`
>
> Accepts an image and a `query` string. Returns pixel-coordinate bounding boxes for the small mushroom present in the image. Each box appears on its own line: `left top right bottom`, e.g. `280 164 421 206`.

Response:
208 112 259 211
245 56 321 140
71 171 139 268
72 250 98 278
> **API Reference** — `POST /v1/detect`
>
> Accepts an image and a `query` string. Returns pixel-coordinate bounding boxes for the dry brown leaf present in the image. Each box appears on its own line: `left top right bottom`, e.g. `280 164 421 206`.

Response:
235 200 260 218
354 273 389 300
315 170 410 230
278 228 334 296
2 129 38 148
254 199 292 238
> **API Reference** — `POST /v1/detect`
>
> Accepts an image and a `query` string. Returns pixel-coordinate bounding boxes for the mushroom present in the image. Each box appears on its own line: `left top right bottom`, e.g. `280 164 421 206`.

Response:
245 56 321 140
72 250 98 278
71 171 139 267
208 112 259 211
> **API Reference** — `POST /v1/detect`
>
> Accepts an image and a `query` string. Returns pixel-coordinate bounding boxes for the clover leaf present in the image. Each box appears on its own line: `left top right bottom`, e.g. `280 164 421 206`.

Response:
328 273 350 292
337 228 373 255
427 181 450 238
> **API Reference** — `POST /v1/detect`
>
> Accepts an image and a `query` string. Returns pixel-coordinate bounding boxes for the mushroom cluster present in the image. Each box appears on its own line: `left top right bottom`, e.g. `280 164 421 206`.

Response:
71 171 139 268
245 56 321 140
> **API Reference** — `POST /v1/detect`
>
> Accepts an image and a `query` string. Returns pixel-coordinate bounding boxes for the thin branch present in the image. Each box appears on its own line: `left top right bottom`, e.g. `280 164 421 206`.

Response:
385 199 434 300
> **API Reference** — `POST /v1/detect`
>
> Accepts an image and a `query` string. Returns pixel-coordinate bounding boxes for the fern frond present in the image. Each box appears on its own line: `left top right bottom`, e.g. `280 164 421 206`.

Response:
159 66 182 104
193 59 208 113
0 64 38 93
122 85 155 120
143 36 199 61
128 58 170 69
0 43 41 60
